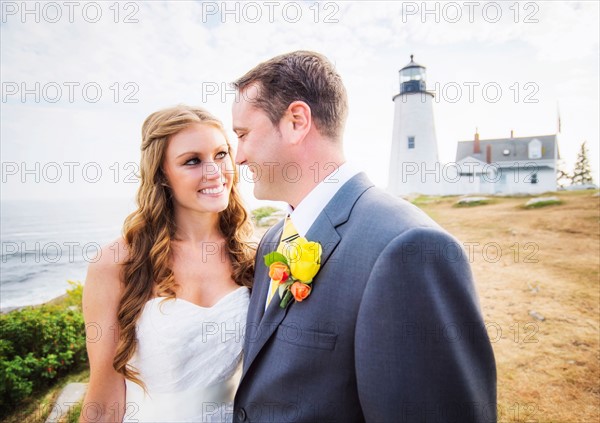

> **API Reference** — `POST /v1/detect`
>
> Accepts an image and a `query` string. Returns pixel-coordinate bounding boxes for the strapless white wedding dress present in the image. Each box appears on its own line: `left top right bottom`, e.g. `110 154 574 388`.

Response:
124 287 249 423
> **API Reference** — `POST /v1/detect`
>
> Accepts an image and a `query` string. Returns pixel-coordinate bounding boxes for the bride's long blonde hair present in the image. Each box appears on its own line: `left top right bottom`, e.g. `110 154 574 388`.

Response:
113 105 254 386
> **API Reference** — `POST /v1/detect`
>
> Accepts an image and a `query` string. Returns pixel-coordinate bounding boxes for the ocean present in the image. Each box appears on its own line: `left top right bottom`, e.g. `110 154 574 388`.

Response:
0 197 136 311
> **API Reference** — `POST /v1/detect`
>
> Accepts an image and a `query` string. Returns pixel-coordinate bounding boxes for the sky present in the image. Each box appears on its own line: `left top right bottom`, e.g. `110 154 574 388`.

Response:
1 0 599 210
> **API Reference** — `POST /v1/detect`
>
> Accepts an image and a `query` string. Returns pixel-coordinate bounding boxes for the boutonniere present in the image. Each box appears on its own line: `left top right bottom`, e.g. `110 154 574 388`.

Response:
264 237 323 308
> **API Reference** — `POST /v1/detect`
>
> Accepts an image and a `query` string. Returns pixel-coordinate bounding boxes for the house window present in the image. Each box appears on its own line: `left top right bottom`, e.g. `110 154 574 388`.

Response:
528 139 542 159
531 173 538 184
408 136 415 149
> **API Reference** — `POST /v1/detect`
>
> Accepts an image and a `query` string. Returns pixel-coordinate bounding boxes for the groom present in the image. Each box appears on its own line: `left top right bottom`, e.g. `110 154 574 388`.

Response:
231 51 496 422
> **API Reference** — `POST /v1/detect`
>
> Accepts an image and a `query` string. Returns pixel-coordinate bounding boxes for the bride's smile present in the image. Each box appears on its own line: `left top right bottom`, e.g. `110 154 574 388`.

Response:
162 122 235 215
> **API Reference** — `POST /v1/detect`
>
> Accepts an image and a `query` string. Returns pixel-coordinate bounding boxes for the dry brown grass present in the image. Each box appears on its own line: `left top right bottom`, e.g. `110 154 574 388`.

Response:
415 191 600 423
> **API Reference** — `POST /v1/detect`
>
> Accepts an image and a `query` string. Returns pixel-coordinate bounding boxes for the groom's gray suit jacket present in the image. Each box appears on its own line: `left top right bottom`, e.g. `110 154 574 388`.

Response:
233 173 496 423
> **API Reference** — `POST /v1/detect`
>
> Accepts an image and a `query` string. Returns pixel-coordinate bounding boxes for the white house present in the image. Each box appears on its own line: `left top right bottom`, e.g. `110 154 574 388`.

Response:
447 131 559 195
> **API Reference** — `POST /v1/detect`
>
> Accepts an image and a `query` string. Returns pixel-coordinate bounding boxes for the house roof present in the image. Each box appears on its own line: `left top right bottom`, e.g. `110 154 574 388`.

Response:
456 134 558 163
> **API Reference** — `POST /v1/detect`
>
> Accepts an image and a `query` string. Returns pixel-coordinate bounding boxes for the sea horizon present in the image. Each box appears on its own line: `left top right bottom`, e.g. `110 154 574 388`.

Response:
0 196 136 311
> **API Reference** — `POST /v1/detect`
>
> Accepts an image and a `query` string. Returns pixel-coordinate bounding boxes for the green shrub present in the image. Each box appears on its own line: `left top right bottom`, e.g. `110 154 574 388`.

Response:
64 280 83 307
0 282 87 416
454 197 493 207
411 195 441 206
526 200 562 208
523 197 563 209
67 400 83 423
521 198 563 209
251 206 281 222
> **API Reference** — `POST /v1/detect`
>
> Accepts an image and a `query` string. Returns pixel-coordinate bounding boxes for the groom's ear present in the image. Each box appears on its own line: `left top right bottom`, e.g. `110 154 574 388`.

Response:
280 101 311 145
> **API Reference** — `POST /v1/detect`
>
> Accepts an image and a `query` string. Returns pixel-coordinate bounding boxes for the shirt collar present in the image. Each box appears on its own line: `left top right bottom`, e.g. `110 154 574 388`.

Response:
289 162 360 237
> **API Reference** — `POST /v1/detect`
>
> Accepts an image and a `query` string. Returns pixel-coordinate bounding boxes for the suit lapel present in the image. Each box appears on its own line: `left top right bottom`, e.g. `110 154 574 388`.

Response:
242 277 289 377
240 173 375 380
242 220 283 371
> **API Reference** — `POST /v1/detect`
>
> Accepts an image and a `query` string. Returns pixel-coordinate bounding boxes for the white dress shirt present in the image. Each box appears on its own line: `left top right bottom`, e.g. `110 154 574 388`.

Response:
290 162 360 237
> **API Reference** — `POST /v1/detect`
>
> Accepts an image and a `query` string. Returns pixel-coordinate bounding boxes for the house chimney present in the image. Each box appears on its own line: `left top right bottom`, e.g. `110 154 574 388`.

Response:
486 144 492 164
510 129 514 138
474 128 481 154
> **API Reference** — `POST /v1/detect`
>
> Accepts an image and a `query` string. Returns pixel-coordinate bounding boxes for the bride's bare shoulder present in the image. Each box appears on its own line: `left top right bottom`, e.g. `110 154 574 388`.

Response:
91 237 130 269
84 237 130 297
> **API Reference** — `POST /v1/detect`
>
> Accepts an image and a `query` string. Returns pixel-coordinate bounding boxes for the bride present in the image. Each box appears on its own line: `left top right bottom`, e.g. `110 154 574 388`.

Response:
80 106 255 422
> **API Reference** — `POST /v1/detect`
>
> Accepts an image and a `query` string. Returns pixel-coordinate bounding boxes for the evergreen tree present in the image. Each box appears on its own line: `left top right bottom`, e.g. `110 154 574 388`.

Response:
571 141 594 185
556 160 571 188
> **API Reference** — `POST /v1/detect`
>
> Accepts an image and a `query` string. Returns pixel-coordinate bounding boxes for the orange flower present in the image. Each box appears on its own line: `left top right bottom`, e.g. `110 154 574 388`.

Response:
269 262 289 284
290 282 311 302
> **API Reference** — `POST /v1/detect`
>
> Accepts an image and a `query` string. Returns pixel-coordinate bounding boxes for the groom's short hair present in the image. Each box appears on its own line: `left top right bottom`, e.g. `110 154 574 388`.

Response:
233 50 348 141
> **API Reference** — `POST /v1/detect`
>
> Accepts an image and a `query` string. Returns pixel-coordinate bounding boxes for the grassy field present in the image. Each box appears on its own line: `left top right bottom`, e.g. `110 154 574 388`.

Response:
412 190 599 422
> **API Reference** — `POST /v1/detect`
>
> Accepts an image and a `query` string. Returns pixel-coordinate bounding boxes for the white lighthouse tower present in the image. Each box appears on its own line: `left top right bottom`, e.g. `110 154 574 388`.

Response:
388 55 440 196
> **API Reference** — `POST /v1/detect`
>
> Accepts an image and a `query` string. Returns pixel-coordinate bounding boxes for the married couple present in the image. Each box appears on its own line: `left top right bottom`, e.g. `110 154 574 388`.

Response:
81 51 496 423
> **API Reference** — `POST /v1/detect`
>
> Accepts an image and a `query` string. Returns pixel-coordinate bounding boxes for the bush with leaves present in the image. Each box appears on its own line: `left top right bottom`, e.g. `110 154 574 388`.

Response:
251 206 282 223
0 281 87 416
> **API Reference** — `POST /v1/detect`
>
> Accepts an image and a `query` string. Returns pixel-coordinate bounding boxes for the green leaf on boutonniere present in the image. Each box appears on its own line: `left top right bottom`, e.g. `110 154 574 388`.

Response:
278 280 293 299
264 251 288 268
279 290 293 309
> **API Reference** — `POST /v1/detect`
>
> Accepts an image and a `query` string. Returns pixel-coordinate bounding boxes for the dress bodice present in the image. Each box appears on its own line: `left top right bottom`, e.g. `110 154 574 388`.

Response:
124 287 249 422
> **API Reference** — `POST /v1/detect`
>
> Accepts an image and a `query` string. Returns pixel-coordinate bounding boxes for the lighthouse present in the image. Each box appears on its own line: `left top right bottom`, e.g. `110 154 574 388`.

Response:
388 55 440 196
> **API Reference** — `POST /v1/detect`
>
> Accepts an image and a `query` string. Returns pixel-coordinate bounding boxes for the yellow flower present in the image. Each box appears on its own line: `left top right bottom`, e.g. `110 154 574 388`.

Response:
281 237 322 282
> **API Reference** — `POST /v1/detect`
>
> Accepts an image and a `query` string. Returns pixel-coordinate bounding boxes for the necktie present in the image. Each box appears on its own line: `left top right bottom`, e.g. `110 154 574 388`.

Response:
266 216 299 308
